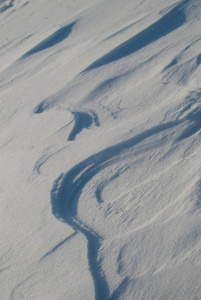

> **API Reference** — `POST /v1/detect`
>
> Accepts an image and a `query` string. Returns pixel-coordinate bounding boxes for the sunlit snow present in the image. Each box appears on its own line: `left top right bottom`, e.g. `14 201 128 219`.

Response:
1 0 201 299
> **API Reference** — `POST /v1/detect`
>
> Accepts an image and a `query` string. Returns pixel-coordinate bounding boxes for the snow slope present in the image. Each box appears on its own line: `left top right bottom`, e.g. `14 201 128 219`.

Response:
1 0 201 299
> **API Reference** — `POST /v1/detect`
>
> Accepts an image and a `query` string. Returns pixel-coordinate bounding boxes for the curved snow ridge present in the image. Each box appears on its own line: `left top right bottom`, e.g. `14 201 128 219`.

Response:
51 119 186 223
22 21 76 58
32 147 67 176
67 109 99 141
95 172 121 204
84 0 189 71
33 101 99 142
95 165 129 207
50 104 201 297
33 93 67 114
51 174 110 300
33 96 71 114
50 118 189 300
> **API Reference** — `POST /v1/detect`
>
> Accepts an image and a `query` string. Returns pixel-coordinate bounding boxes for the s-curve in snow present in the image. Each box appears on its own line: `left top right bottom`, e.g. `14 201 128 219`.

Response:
51 115 190 299
3 0 201 299
51 173 110 300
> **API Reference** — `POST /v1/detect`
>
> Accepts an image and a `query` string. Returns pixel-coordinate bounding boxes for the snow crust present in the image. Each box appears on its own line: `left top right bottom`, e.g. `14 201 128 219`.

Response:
1 0 201 299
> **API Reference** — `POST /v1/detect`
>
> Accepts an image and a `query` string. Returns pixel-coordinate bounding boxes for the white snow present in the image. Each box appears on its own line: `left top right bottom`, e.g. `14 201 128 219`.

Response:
1 0 201 299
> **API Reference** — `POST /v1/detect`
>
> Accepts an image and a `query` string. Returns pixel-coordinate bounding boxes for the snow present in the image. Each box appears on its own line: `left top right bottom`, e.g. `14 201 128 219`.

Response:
1 0 201 299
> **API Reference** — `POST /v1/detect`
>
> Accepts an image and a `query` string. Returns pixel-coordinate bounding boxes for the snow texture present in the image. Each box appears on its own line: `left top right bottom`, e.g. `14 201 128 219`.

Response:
1 0 201 299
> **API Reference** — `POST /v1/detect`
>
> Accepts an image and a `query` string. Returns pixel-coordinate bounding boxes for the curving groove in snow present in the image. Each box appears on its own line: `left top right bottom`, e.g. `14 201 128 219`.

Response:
68 110 99 141
51 173 110 300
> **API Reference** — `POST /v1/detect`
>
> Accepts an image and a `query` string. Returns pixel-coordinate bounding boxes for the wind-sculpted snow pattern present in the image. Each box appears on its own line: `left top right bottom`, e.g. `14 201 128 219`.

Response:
68 110 99 141
51 104 201 299
84 0 189 71
33 100 51 114
0 0 14 13
2 0 201 299
23 21 76 57
51 174 110 300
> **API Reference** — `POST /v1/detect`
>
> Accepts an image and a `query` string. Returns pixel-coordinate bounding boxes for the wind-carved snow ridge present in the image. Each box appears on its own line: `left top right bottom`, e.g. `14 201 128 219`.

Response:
50 85 201 297
50 114 194 299
33 147 67 176
68 110 99 141
0 0 14 13
95 172 121 204
33 100 51 114
22 21 76 58
2 0 201 298
51 174 110 300
176 89 201 140
84 0 189 71
33 101 99 141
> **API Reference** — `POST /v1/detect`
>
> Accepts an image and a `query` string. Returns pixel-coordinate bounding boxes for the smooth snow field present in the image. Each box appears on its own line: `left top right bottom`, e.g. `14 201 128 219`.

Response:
1 0 201 299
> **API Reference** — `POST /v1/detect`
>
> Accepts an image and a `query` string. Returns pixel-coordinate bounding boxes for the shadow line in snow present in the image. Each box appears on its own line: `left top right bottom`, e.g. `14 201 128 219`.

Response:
163 38 201 72
51 118 186 300
68 110 99 141
39 232 77 261
102 14 147 43
84 0 188 71
0 0 14 13
22 21 76 57
51 169 110 299
33 100 51 114
110 277 130 300
32 146 69 177
95 172 121 204
177 106 201 140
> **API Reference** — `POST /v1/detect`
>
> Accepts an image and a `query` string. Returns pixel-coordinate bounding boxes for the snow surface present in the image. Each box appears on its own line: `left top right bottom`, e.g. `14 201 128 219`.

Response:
1 0 201 299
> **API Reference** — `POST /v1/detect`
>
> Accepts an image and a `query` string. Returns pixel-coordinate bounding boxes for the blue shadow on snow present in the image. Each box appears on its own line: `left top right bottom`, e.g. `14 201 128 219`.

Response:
23 21 76 57
84 0 188 71
51 118 185 300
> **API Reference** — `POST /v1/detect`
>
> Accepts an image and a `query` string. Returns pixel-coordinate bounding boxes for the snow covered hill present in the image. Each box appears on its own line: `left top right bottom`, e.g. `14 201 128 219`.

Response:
1 0 201 299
